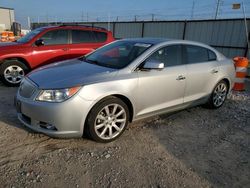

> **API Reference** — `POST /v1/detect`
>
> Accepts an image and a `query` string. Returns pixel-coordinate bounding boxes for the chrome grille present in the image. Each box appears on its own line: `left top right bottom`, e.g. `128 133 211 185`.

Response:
19 78 37 98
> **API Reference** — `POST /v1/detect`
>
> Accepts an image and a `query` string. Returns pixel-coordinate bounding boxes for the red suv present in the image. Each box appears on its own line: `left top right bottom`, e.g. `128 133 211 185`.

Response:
0 25 114 86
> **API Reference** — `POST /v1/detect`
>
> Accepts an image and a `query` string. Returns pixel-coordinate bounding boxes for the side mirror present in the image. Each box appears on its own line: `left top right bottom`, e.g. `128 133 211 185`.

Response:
143 60 164 70
35 39 44 46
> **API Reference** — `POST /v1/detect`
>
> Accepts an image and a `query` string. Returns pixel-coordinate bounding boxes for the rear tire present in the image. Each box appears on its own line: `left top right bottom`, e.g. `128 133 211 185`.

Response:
0 60 28 87
85 97 129 143
206 80 228 109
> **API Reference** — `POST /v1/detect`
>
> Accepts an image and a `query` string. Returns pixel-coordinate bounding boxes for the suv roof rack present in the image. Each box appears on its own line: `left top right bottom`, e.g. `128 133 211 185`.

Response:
59 23 107 31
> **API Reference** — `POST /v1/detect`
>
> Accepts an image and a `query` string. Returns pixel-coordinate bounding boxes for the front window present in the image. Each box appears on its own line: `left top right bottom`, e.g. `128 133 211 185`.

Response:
40 30 69 45
16 28 45 43
83 41 152 69
147 45 183 67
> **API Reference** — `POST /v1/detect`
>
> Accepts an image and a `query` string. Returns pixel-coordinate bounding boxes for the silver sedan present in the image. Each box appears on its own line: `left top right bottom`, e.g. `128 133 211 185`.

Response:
15 38 235 142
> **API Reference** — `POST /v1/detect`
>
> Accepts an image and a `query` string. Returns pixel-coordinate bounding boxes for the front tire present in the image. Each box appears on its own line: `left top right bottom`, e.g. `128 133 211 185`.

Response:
0 60 28 87
85 97 129 143
207 80 228 109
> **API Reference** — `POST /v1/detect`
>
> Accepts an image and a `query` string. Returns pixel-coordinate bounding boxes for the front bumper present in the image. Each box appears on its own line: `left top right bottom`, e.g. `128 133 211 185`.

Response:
15 92 93 138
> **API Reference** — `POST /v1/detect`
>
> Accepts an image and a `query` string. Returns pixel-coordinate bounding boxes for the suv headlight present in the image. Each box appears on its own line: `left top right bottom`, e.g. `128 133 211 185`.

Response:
36 86 81 102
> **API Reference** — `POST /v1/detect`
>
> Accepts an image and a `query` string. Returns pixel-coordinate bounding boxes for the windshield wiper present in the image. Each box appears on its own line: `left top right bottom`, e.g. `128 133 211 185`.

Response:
79 56 98 64
78 56 86 61
85 58 100 65
79 56 106 67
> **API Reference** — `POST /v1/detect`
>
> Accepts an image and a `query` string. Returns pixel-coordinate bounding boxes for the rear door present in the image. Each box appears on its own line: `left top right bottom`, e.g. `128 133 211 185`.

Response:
183 44 220 103
135 45 187 117
67 30 107 59
31 29 70 68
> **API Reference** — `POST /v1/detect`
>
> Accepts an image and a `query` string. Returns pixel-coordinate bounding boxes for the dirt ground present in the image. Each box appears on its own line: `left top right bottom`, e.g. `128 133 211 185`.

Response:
0 80 249 188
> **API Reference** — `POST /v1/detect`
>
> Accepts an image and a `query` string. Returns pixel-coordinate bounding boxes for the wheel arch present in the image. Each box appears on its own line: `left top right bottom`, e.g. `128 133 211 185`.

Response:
0 57 31 70
112 94 134 122
221 78 230 91
85 94 134 125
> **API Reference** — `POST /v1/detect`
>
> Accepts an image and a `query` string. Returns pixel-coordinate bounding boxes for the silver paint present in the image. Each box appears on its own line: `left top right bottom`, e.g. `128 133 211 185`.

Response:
16 38 235 138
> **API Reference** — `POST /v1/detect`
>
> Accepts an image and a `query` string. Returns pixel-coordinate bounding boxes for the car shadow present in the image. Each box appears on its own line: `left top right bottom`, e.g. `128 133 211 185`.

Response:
1 79 249 187
145 90 250 187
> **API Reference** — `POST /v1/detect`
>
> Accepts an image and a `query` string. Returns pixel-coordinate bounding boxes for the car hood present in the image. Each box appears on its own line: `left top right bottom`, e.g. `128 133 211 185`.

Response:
28 59 118 89
0 42 25 52
0 42 22 47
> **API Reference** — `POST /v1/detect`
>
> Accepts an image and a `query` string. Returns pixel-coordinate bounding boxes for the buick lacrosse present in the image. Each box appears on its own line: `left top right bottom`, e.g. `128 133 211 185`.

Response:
15 38 235 142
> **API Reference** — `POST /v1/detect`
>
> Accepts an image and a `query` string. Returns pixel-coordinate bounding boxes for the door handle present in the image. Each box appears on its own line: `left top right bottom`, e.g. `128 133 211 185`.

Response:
62 48 69 51
211 69 218 74
176 75 186 81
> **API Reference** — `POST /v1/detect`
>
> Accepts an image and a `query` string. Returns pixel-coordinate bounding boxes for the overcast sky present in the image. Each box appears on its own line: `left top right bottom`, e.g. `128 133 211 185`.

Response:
1 0 249 28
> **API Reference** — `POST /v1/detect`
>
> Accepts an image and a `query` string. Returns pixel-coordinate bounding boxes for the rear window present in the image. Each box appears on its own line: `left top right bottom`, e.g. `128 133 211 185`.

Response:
93 31 107 42
185 45 217 64
72 30 95 43
208 50 217 61
186 45 208 63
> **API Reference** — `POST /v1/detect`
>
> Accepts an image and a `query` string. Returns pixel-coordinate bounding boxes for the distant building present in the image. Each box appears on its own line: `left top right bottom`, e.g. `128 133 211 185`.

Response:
0 7 15 31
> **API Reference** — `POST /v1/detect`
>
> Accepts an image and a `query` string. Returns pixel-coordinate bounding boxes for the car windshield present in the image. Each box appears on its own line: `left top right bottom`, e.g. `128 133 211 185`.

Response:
16 28 45 43
83 41 152 69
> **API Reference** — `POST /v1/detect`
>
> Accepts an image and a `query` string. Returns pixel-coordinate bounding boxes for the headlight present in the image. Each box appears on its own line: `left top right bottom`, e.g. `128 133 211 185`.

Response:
36 86 81 102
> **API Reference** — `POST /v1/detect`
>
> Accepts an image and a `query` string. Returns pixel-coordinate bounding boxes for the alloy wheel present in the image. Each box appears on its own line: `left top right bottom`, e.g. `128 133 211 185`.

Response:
213 82 227 107
4 65 24 84
94 103 127 140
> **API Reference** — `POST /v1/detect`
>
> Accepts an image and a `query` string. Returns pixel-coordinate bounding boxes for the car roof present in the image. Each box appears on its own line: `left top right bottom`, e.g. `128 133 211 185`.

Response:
121 38 218 50
36 25 109 32
121 38 171 45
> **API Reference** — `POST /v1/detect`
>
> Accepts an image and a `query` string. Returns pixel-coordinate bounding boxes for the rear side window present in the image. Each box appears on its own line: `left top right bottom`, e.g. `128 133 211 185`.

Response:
185 45 217 64
93 31 107 42
185 45 208 64
208 50 217 61
147 45 182 67
72 30 95 43
41 30 68 45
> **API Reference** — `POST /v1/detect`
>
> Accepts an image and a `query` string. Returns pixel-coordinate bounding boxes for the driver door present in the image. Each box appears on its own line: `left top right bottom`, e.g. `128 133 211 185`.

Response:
134 45 187 118
31 29 70 68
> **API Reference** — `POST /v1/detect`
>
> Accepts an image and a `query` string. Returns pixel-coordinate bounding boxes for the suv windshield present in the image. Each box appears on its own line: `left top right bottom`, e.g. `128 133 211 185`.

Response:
17 28 45 43
84 41 152 69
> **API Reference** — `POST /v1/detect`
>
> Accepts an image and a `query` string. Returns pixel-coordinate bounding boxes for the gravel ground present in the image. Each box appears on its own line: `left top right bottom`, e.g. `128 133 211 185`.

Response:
0 80 249 188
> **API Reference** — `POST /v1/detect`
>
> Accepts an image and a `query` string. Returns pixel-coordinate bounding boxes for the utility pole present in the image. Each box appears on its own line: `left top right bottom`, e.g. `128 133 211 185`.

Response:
81 11 84 22
86 12 89 22
134 15 137 22
215 0 221 19
151 14 155 21
191 0 195 20
116 16 119 22
55 16 57 25
27 16 31 30
242 1 250 56
46 12 49 24
232 1 249 56
108 13 111 31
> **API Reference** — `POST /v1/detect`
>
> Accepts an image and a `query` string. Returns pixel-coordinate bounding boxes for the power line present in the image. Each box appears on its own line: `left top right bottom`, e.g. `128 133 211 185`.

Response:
24 2 250 24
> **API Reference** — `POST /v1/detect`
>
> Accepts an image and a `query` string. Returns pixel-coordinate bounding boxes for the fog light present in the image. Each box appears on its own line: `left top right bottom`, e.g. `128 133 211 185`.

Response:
39 121 57 130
